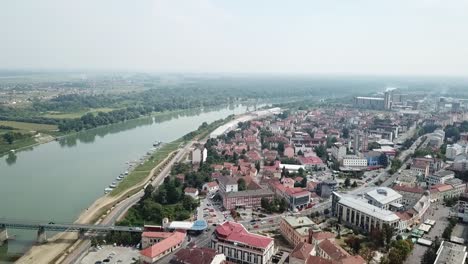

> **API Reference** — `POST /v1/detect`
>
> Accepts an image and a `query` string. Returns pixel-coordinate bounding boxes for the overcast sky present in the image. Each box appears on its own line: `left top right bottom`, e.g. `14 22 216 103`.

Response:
1 0 468 76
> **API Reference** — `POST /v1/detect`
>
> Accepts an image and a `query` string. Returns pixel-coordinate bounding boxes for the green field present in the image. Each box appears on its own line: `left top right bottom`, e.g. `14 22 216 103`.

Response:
42 107 117 119
0 121 58 132
110 139 184 196
0 137 36 156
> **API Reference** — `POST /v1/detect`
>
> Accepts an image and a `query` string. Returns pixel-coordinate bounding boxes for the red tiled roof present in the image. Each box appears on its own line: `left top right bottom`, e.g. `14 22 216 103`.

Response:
285 187 309 197
306 256 333 264
290 242 314 260
184 187 198 194
214 221 273 249
340 255 366 264
142 231 173 239
392 185 425 194
312 231 335 241
140 231 185 259
431 184 453 192
396 211 413 221
171 247 218 264
298 156 324 165
205 182 218 188
318 239 350 261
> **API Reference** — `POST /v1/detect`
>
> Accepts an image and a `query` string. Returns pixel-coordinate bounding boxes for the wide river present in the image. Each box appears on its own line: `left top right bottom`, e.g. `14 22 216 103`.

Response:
0 104 254 262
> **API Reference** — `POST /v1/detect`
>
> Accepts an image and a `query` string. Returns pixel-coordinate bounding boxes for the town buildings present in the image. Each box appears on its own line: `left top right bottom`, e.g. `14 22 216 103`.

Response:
192 144 208 164
169 247 226 264
279 216 316 247
434 241 467 264
211 221 275 264
331 190 401 232
140 231 186 264
427 170 455 186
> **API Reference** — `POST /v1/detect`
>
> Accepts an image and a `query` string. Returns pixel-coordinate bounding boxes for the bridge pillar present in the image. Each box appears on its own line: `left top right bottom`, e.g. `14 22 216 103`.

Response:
0 224 8 246
78 228 86 239
37 227 47 244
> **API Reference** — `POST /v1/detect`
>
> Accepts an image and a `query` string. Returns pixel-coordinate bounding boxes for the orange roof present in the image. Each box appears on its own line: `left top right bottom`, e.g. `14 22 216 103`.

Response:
290 242 314 260
142 231 173 239
318 239 350 261
432 184 453 192
312 231 336 241
140 231 185 259
215 221 273 249
306 256 333 264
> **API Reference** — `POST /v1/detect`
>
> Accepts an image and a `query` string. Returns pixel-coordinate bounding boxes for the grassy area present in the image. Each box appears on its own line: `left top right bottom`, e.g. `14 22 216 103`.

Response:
110 139 184 196
0 121 58 132
42 107 116 119
0 137 36 156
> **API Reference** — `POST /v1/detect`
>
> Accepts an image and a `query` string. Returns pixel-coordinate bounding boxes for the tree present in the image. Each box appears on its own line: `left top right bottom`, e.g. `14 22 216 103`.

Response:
344 177 351 188
315 145 327 159
368 142 380 150
324 208 330 215
382 223 394 247
255 161 261 172
277 142 285 153
297 150 304 156
359 247 375 263
342 127 350 139
300 177 307 188
2 133 14 144
237 178 247 191
143 184 154 200
379 153 389 167
345 235 361 254
351 181 358 188
298 168 305 176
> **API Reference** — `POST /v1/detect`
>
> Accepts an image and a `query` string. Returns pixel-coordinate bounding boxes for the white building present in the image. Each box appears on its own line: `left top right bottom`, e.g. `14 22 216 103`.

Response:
427 170 455 185
211 221 275 264
446 144 466 160
434 241 467 264
218 175 238 193
332 192 401 233
331 143 347 161
342 155 368 167
454 154 468 172
191 145 207 164
364 187 403 210
203 181 219 193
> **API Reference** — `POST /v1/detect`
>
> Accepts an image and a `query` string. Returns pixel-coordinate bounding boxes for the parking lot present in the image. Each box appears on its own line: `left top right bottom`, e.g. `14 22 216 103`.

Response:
80 245 139 264
197 194 234 225
404 204 451 264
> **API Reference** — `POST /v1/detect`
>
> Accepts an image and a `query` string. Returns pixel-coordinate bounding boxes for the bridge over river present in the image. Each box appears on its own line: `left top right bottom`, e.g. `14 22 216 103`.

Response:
0 218 142 245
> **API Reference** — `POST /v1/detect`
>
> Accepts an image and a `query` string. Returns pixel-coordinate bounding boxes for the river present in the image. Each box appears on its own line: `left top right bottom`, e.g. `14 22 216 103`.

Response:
0 104 255 263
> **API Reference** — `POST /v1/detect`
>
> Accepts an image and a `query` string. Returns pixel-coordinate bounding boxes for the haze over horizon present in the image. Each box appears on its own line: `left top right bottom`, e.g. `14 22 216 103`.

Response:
1 0 468 76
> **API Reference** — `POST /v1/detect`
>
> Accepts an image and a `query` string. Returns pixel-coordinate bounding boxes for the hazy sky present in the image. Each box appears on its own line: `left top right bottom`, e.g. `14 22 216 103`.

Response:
1 0 468 76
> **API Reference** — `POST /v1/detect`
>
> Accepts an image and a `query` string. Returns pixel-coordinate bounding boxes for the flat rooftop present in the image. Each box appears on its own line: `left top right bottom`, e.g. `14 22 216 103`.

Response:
282 216 315 228
338 195 400 222
435 241 467 264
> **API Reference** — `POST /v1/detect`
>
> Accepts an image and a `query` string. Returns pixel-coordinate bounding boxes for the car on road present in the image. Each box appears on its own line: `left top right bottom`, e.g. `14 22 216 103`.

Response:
254 225 259 229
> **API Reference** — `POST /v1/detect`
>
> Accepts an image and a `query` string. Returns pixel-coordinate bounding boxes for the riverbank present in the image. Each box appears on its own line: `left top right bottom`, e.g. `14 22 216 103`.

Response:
15 114 237 264
16 144 180 264
0 105 245 158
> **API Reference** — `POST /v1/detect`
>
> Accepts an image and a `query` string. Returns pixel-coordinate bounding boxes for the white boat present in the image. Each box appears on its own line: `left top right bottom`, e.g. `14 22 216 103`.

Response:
104 188 113 194
109 182 117 188
124 171 129 175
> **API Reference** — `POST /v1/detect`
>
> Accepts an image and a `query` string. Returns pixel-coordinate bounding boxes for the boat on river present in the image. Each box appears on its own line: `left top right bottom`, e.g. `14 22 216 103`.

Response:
104 187 113 194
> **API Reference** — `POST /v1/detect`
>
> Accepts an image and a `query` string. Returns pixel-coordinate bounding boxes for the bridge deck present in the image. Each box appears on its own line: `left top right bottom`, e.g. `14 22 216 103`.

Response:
0 219 142 233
